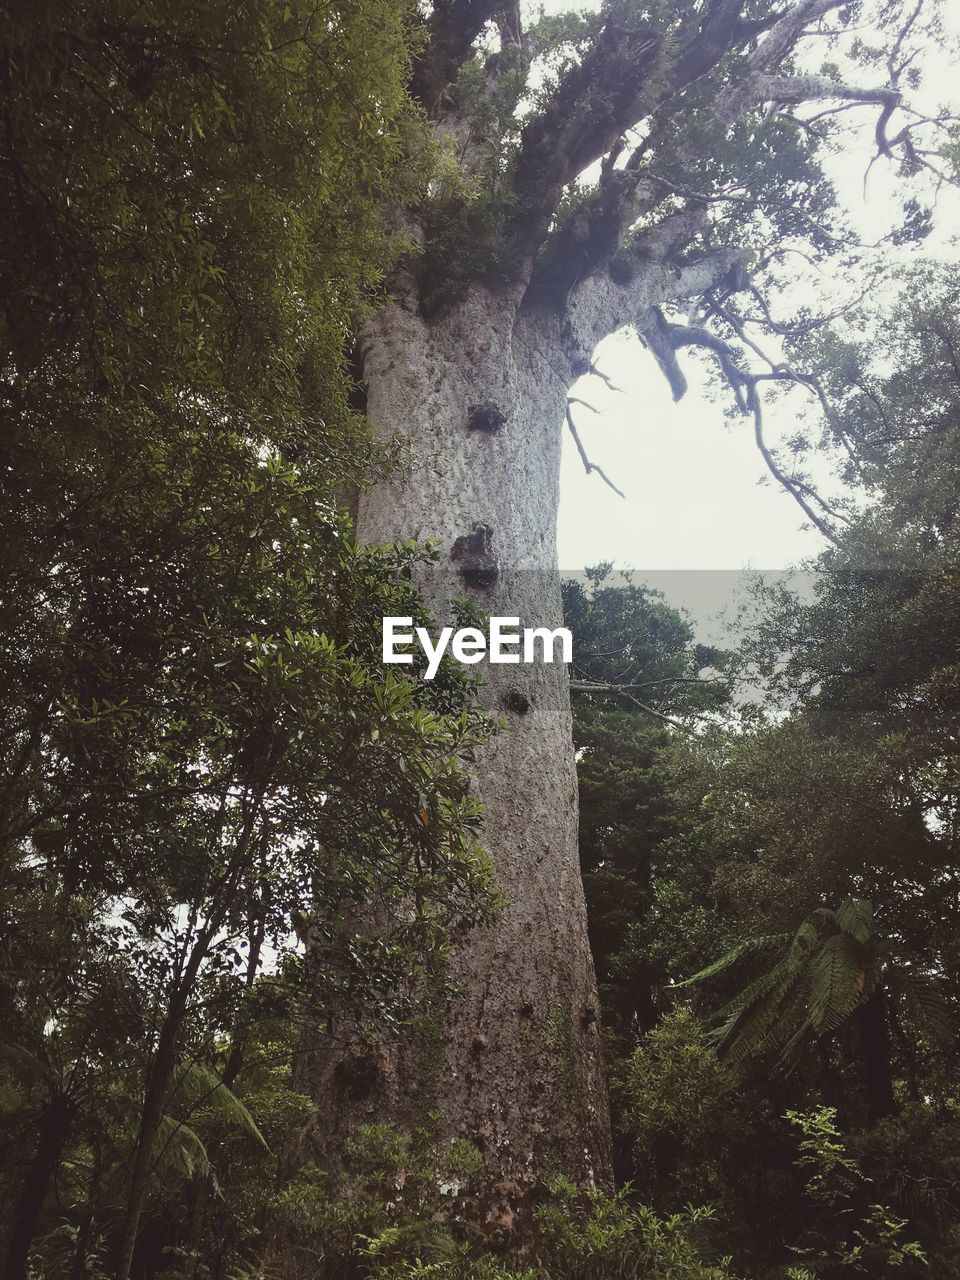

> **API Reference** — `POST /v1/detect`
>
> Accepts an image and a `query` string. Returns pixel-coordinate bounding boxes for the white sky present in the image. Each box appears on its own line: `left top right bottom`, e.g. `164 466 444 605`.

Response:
554 1 960 630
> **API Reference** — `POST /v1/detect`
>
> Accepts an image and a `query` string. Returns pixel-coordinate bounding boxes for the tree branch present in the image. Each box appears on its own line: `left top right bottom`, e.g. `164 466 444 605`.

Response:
411 0 505 116
520 0 865 295
716 72 900 123
569 677 693 731
563 207 748 358
751 397 839 542
566 402 626 499
536 4 908 304
634 309 843 541
510 0 749 254
745 0 846 74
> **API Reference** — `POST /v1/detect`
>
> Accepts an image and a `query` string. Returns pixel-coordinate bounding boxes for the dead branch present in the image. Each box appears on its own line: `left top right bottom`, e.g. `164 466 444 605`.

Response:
585 363 626 394
751 399 839 542
565 402 626 499
569 679 692 731
636 308 846 542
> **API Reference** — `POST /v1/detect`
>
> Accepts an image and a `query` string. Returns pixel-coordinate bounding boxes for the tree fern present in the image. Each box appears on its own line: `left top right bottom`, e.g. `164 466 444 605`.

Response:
172 1061 270 1153
682 899 954 1070
679 933 788 987
155 1114 215 1183
807 932 865 1034
835 898 875 945
894 971 955 1047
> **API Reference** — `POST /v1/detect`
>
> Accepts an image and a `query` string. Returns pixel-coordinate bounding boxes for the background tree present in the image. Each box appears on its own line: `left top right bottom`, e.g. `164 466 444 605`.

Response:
563 569 731 1046
600 263 960 1274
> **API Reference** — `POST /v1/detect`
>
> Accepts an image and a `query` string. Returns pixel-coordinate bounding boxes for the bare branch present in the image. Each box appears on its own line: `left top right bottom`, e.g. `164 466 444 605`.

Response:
569 679 692 731
565 403 626 499
584 362 625 394
633 307 846 542
751 399 839 543
523 0 911 302
565 221 747 361
717 71 900 124
639 307 751 403
567 396 600 414
586 676 727 689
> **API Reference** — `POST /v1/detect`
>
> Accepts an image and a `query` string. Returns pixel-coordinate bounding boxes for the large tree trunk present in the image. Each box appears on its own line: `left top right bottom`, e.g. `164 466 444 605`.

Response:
280 0 877 1246
291 280 612 1239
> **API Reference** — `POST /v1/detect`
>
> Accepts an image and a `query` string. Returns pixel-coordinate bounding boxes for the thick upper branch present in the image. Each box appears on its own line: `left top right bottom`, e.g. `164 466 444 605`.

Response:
522 0 854 303
411 0 503 115
509 0 747 253
528 0 906 315
563 210 747 359
716 72 900 123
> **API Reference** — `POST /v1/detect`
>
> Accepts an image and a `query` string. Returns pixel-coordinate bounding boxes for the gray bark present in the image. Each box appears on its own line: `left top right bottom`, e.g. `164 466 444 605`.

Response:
291 279 611 1240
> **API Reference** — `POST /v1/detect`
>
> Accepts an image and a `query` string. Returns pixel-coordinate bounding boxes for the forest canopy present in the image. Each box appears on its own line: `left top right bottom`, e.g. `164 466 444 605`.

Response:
2 1 960 1280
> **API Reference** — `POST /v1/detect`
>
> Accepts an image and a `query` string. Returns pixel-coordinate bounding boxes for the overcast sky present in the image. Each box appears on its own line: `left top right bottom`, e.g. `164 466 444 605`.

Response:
554 2 960 631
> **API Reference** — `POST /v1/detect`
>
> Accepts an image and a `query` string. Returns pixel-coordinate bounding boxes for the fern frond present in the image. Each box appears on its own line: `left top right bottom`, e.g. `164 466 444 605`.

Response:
718 977 795 1068
808 933 863 1033
0 1042 58 1089
836 899 874 944
678 933 788 987
174 1061 270 1152
715 961 794 1020
898 972 955 1046
155 1114 215 1184
784 919 820 973
691 899 893 1069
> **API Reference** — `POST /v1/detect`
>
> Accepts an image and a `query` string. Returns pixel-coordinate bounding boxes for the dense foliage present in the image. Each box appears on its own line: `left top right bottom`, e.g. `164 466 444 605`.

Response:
565 268 960 1276
0 4 496 1278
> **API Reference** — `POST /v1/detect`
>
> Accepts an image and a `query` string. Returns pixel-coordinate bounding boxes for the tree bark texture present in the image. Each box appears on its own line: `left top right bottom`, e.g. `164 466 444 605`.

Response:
292 279 612 1240
285 205 747 1248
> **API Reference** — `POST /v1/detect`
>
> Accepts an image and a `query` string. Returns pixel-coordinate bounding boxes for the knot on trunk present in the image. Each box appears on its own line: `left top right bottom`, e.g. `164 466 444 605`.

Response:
504 689 530 715
333 1050 382 1103
467 402 507 434
451 523 498 588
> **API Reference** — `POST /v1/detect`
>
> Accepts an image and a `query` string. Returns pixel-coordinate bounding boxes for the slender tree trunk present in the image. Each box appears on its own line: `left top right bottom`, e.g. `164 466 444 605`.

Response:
292 280 612 1240
117 823 254 1279
183 1176 213 1280
117 923 219 1280
4 1094 75 1280
856 988 897 1124
221 915 266 1090
70 1140 102 1280
116 1011 184 1280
